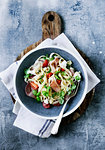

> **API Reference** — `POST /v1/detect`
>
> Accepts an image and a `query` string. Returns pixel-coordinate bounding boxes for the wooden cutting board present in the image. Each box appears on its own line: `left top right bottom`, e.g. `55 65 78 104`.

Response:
11 11 95 124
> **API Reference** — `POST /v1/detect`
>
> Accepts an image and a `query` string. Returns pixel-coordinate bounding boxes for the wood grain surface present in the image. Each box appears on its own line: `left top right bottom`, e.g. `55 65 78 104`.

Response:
11 11 95 123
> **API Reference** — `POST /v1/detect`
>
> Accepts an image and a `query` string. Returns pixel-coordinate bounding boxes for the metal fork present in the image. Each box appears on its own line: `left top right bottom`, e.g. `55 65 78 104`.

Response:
51 82 79 135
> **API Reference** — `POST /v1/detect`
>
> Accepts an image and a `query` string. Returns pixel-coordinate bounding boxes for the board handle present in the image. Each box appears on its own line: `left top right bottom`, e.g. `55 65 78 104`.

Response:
42 11 61 40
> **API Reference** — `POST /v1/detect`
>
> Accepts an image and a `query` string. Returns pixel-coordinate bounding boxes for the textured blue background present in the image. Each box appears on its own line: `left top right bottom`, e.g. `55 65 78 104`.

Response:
0 0 105 149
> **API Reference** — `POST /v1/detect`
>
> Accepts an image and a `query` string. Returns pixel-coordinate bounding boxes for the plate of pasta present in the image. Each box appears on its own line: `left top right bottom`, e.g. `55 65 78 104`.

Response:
14 46 88 119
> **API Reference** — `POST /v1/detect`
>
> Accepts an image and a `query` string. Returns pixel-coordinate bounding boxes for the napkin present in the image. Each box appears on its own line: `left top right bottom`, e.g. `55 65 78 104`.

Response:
0 33 100 138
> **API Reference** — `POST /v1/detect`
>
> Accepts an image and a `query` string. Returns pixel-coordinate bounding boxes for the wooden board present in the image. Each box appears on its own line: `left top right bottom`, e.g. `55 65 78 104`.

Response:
11 11 95 123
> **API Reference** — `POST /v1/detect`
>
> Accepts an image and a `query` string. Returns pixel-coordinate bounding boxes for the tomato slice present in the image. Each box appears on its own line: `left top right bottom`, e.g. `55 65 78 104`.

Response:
47 72 53 79
30 81 39 90
43 60 49 68
53 102 61 106
61 68 65 71
43 102 51 109
56 79 61 84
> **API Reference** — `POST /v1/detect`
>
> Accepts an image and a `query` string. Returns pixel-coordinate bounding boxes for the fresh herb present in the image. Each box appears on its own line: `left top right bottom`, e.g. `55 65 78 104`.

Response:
60 90 65 97
32 90 37 96
24 68 29 75
44 84 47 88
42 91 48 97
58 98 64 104
36 96 40 102
52 92 57 98
36 92 41 96
66 64 70 69
61 71 66 76
24 74 30 79
75 76 81 81
47 86 51 93
68 90 71 95
43 56 46 60
55 75 61 80
49 57 54 61
55 71 60 74
71 84 76 90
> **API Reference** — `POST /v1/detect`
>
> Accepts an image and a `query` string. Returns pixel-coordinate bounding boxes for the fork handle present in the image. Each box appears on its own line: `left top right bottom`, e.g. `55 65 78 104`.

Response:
51 99 69 135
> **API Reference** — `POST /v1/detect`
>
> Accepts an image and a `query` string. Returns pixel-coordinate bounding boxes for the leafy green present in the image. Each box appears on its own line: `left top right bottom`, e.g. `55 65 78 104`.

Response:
71 84 76 90
24 68 29 75
58 98 64 104
55 75 61 80
44 84 47 88
55 71 60 74
36 92 41 96
49 57 54 61
46 54 49 57
47 86 51 93
60 91 65 97
32 90 37 96
42 91 48 97
61 71 66 76
68 90 71 95
36 96 40 102
75 76 81 81
24 74 30 79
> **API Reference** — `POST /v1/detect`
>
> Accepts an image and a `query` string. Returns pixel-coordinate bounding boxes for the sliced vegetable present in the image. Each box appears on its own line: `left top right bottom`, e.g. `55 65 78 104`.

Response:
47 72 53 79
56 79 61 84
30 81 39 90
61 68 65 71
43 60 49 68
43 102 50 108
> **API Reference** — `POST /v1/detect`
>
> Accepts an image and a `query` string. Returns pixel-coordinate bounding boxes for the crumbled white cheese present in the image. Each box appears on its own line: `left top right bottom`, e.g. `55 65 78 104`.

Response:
44 99 49 104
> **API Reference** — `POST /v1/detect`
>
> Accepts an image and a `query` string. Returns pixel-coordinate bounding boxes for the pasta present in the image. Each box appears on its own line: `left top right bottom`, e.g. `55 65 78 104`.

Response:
24 53 81 108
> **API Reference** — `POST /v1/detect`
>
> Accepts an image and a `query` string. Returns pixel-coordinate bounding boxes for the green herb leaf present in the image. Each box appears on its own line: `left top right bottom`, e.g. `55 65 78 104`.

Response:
52 92 57 98
24 74 30 79
36 96 40 102
36 92 41 96
44 84 47 88
42 91 47 96
61 71 66 76
24 68 29 75
68 90 71 95
47 86 51 93
75 76 81 81
43 56 46 60
49 57 54 61
55 71 60 74
60 91 65 97
32 90 37 96
71 84 76 90
59 98 64 104
55 75 61 80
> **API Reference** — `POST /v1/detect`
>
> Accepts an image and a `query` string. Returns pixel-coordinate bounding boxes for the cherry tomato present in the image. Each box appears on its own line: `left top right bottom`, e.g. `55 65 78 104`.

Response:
53 102 61 106
43 102 51 109
61 68 65 71
30 81 39 90
47 72 53 79
56 79 61 84
43 60 49 68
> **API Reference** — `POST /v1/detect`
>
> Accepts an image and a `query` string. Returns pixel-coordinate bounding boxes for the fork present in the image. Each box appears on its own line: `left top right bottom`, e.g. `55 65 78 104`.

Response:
51 82 79 135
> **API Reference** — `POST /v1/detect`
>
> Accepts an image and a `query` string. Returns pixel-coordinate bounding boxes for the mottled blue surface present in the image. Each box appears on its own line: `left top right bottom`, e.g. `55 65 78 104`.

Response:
0 0 105 149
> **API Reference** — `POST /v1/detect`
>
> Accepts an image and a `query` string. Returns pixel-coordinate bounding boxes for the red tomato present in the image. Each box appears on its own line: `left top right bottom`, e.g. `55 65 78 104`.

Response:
53 102 61 106
61 68 65 71
43 102 51 109
56 79 61 84
43 60 49 68
47 72 53 79
30 81 39 90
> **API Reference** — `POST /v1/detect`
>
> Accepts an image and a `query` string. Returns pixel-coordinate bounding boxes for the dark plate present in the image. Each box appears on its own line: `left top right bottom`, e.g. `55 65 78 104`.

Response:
15 47 87 119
